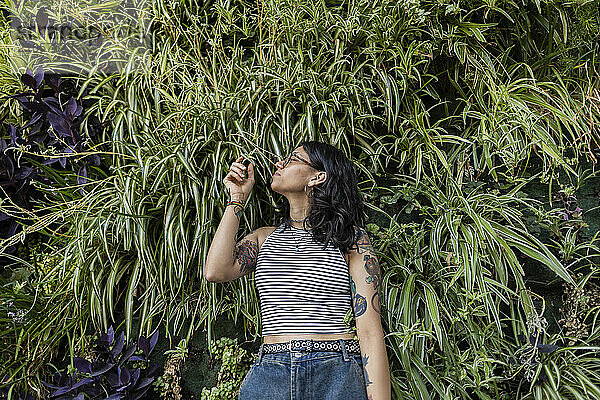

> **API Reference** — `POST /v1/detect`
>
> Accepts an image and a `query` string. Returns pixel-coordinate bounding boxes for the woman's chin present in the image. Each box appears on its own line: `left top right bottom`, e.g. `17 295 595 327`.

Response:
270 181 280 193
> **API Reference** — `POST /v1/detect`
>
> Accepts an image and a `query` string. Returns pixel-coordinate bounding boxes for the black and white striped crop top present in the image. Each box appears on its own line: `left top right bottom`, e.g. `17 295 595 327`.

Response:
254 223 354 336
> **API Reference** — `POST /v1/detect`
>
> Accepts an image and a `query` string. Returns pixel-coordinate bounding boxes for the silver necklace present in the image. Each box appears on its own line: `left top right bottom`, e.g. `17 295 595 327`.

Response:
289 223 309 252
289 216 307 252
291 227 301 252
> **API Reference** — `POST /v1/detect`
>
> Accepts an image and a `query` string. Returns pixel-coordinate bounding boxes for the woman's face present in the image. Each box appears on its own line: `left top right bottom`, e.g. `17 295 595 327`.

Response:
270 146 320 195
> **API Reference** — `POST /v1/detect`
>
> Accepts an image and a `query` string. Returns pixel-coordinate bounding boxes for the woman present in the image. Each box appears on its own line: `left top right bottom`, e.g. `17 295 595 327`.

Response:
204 141 391 400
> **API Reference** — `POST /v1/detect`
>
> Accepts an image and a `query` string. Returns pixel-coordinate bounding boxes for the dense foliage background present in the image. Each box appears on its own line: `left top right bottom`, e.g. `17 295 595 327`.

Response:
1 0 599 398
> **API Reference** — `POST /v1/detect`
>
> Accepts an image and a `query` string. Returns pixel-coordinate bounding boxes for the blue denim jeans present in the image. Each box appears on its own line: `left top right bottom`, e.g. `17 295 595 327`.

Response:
238 339 368 400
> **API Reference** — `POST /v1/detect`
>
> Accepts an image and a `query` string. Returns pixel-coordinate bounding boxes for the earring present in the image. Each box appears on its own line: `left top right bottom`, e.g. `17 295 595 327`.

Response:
304 185 312 198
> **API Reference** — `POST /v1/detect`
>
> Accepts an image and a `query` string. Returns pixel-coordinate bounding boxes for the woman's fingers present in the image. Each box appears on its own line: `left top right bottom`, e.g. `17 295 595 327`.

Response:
231 165 246 179
226 160 249 182
224 157 252 185
230 165 244 175
226 169 243 182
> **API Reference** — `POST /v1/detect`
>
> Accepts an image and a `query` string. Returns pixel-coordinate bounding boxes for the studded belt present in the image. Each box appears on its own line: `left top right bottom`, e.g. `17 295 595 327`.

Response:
261 339 361 355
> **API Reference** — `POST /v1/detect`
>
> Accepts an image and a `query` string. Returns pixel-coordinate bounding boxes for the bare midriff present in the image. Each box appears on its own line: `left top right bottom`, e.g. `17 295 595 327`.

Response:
263 332 358 344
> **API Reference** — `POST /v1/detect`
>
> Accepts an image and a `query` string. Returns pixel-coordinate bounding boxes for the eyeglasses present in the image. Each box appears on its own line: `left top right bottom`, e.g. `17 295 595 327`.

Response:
279 152 318 169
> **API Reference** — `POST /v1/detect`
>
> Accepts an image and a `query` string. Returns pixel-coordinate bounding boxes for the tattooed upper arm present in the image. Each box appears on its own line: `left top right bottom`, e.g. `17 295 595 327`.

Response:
233 238 258 275
226 226 276 281
354 227 375 254
348 227 382 322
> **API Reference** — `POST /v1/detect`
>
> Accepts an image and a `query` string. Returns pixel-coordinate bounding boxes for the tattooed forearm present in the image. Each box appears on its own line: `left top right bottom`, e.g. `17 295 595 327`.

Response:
362 354 373 386
233 239 258 273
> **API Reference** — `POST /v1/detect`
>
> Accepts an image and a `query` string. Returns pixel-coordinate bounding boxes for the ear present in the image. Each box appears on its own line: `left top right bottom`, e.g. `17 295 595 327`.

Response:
308 171 327 187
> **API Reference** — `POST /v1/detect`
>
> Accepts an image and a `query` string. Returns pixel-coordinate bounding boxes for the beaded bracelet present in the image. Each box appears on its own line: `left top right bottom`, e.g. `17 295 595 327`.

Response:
227 200 245 209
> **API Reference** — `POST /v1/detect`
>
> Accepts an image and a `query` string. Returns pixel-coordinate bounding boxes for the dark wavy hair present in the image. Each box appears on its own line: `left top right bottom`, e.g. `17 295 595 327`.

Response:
276 140 365 254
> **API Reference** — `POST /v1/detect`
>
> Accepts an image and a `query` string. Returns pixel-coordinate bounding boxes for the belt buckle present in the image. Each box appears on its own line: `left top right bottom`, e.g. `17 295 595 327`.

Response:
289 339 302 351
289 339 311 352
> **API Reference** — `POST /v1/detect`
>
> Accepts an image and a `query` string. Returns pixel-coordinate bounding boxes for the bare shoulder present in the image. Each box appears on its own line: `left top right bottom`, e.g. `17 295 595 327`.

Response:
256 226 278 248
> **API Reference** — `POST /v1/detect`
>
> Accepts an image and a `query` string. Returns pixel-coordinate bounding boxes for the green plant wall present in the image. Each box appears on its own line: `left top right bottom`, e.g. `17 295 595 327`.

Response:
1 0 599 398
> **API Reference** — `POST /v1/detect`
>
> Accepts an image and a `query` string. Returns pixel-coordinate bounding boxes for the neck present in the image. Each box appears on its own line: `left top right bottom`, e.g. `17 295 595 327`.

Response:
288 195 310 229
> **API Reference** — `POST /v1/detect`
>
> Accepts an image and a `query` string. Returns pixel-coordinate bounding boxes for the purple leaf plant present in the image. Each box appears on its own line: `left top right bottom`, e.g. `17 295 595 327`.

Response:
42 325 160 400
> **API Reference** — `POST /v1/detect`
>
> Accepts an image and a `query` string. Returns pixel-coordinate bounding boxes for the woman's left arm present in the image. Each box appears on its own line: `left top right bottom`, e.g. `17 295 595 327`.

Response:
348 228 391 400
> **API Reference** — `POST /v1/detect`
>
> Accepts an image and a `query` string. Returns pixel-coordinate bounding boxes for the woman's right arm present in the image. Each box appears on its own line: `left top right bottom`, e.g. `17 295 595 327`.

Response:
204 156 259 282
